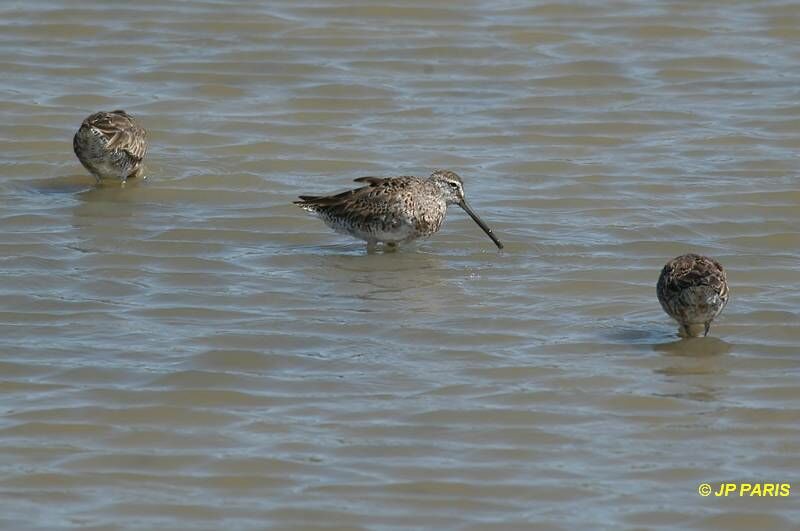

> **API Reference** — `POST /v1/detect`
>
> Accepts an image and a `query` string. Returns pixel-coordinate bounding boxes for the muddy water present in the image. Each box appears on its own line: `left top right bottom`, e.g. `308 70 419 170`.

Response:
1 1 799 529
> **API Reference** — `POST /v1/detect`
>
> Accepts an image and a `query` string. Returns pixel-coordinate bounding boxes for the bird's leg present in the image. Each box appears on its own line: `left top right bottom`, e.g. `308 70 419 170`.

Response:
366 240 378 254
704 322 711 337
385 242 399 252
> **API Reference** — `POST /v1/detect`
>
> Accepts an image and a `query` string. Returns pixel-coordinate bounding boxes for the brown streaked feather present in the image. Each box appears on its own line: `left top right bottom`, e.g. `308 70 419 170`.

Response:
296 176 388 205
658 254 727 295
293 176 436 242
83 110 147 162
294 177 419 210
295 184 372 208
352 176 389 186
657 253 729 336
74 109 148 181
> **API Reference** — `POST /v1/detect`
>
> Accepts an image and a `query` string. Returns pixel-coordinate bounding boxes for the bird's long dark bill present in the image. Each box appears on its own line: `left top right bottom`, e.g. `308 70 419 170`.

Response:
459 200 504 249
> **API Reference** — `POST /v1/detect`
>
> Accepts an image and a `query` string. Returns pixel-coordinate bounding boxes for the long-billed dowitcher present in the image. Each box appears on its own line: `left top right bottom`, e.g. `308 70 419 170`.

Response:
73 110 148 183
657 253 729 337
294 169 503 251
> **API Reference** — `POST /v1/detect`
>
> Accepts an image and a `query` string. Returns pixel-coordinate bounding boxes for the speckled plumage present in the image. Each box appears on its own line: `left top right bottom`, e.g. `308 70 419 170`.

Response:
294 169 503 251
73 110 147 182
657 253 729 337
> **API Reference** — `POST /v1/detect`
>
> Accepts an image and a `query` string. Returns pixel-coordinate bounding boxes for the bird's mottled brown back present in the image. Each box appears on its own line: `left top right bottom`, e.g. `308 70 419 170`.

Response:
294 176 446 241
657 253 729 336
82 110 147 160
74 110 148 181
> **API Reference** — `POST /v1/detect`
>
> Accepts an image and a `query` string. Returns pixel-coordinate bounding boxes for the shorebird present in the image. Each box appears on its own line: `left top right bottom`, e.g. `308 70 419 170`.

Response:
73 110 148 183
294 169 503 251
657 253 729 337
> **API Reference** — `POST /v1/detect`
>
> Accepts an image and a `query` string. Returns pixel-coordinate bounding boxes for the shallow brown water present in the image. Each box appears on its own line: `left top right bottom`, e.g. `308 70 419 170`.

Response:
1 1 799 529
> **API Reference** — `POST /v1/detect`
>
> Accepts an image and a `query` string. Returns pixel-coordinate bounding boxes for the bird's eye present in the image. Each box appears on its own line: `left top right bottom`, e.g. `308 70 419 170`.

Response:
449 182 459 189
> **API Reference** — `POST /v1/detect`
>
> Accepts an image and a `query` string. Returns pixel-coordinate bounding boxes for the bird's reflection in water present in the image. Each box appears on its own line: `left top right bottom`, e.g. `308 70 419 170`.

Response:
73 183 141 223
308 247 491 332
650 336 733 403
325 249 447 302
69 177 153 257
653 336 732 357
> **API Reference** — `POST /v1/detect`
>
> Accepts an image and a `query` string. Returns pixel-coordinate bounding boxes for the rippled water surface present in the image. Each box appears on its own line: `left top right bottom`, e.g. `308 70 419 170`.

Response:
2 1 799 529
